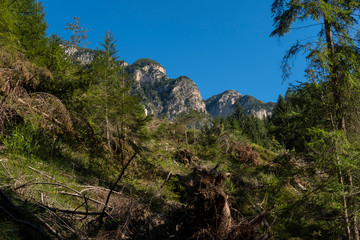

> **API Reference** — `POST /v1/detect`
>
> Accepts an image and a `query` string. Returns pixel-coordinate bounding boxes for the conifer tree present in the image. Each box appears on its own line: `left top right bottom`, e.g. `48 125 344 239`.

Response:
271 0 360 131
85 31 146 159
271 1 360 238
12 0 48 64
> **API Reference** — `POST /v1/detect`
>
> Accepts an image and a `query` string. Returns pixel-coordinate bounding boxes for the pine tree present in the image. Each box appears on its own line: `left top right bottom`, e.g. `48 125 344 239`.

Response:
85 31 147 159
12 0 48 65
271 0 360 131
271 1 360 238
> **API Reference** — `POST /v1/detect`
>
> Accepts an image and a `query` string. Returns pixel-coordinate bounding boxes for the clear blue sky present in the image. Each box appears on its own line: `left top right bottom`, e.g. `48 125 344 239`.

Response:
41 0 310 102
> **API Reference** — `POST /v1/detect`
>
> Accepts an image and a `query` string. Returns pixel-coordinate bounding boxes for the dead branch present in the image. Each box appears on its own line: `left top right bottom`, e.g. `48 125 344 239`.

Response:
148 171 172 204
0 204 50 239
80 185 122 195
1 161 14 180
0 188 50 238
37 204 77 235
248 209 271 228
58 191 110 208
15 182 82 196
14 178 38 190
155 171 172 197
44 206 104 216
28 166 62 184
37 217 61 239
99 152 138 222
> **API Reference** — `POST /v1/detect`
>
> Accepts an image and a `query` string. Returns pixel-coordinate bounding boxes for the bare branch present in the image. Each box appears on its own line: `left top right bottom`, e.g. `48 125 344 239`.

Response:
148 171 172 204
44 206 104 216
28 166 62 184
58 191 110 208
99 152 138 222
15 182 82 196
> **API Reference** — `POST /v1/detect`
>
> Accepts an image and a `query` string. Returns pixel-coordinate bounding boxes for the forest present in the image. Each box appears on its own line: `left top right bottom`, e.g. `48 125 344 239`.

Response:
1 0 360 239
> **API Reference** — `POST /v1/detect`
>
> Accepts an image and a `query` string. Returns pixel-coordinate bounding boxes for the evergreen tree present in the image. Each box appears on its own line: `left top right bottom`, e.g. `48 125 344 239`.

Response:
271 1 360 238
271 0 360 131
12 0 48 64
85 31 147 159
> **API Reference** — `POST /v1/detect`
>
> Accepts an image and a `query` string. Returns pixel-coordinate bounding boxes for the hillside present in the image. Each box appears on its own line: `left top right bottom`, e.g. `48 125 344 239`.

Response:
1 1 360 240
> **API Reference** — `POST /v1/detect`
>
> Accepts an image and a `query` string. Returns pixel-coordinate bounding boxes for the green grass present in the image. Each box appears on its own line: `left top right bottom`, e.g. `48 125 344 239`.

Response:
251 143 278 162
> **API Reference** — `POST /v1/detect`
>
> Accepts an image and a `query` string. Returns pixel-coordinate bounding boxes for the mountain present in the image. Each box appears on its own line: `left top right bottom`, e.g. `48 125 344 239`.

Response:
205 90 242 117
205 90 275 119
127 58 275 120
126 59 206 119
66 48 275 120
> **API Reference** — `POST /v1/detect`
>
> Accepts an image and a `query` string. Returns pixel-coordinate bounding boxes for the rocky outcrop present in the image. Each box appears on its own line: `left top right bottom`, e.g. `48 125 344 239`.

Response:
205 90 242 117
131 58 168 84
205 91 275 119
161 76 206 119
65 49 275 120
64 46 97 65
128 59 274 120
238 95 275 119
127 59 206 119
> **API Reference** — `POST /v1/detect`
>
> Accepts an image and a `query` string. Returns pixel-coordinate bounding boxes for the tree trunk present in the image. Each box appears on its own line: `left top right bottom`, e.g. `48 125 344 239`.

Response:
324 15 346 131
324 12 356 239
337 162 352 239
349 172 360 240
105 106 111 151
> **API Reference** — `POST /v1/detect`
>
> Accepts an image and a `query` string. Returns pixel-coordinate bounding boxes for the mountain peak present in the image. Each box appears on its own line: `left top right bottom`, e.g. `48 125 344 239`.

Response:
130 58 167 84
132 58 163 69
205 90 242 117
205 91 274 119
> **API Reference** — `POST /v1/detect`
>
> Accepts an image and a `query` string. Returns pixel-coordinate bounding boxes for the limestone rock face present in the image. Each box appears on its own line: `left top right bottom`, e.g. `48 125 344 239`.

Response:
128 58 274 120
205 90 275 119
64 46 97 65
238 95 275 119
205 90 242 117
127 59 206 119
132 60 168 84
161 76 206 119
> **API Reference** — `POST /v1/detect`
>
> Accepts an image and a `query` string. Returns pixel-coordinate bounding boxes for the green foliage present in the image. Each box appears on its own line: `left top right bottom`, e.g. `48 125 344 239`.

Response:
12 0 49 65
219 105 273 148
1 121 60 160
82 30 148 158
2 1 360 238
65 17 89 48
0 1 20 48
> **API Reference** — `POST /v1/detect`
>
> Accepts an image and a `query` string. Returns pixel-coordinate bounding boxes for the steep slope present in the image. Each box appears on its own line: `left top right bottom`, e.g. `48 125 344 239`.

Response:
127 59 206 119
239 95 275 119
205 90 242 117
205 90 275 119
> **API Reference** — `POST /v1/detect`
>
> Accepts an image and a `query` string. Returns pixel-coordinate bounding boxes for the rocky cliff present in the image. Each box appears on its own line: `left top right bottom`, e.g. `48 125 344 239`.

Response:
205 90 242 117
127 59 206 119
127 58 275 120
66 48 275 120
205 90 275 119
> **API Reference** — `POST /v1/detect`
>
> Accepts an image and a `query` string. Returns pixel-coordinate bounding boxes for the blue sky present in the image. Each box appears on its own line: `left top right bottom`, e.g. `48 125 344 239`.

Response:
42 0 310 102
